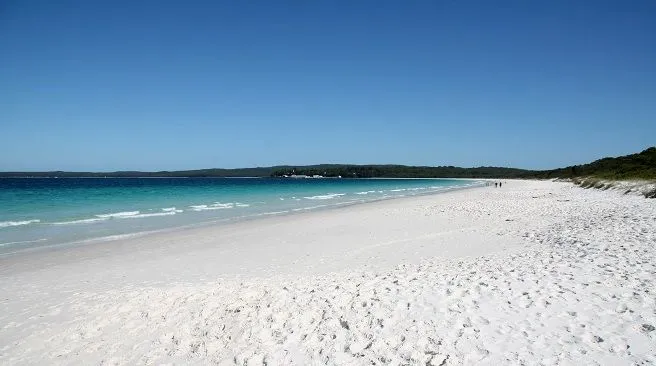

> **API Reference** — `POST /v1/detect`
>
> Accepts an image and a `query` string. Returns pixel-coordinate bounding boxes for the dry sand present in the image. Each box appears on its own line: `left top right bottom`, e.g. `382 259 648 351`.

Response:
1 180 654 365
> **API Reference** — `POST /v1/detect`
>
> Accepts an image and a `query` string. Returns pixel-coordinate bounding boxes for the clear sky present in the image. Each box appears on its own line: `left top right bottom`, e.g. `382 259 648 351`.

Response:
1 1 655 171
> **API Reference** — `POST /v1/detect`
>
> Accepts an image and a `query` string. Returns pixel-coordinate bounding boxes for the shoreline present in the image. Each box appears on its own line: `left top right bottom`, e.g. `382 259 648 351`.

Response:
0 179 485 259
0 181 491 277
1 180 654 364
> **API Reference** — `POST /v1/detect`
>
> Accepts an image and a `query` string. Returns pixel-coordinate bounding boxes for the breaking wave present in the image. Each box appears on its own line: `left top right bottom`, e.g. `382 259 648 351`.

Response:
0 219 41 229
303 193 346 200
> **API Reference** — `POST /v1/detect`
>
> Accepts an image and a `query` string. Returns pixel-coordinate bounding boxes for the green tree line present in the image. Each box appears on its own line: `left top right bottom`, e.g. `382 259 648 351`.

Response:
1 147 653 180
524 147 656 180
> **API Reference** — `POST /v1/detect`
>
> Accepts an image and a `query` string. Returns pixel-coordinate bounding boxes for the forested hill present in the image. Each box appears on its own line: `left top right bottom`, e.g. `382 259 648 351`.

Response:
270 165 531 178
525 147 656 180
1 147 653 179
0 165 533 179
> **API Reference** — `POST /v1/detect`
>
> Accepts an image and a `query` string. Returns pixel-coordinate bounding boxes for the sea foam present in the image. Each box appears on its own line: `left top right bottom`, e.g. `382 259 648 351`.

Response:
303 193 346 200
51 218 108 225
0 219 41 228
123 211 177 219
52 208 182 225
190 203 234 211
95 211 140 219
0 238 47 247
162 207 184 213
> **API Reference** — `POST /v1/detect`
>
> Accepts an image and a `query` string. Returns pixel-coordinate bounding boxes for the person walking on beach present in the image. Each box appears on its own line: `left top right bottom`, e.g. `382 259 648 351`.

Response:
500 182 502 188
495 182 498 188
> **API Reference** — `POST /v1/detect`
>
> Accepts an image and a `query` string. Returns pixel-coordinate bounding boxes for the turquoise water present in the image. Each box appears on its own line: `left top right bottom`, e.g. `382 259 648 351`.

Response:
0 178 482 254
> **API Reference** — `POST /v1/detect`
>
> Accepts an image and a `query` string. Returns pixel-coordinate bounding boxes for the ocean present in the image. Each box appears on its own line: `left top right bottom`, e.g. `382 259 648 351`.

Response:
0 177 482 255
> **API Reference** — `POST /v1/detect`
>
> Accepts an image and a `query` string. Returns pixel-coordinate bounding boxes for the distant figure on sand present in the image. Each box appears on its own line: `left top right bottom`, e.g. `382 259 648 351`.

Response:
500 182 502 187
495 182 498 188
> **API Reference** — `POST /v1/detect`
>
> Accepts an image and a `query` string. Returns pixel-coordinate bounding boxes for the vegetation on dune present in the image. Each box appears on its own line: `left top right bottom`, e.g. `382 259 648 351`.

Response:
523 147 656 198
569 176 656 199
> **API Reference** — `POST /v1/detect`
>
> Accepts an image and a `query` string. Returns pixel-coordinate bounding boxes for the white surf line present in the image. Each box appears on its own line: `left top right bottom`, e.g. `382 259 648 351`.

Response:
0 238 47 247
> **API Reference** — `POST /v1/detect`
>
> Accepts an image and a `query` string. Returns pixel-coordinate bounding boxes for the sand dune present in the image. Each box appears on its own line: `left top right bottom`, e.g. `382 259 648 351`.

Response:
1 180 654 364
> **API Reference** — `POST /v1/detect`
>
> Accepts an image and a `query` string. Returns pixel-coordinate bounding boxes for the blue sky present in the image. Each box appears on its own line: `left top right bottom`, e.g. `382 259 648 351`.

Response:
1 1 655 171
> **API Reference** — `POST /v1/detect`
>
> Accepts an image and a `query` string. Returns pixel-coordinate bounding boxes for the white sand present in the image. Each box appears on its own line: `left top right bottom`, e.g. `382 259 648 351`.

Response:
1 180 654 365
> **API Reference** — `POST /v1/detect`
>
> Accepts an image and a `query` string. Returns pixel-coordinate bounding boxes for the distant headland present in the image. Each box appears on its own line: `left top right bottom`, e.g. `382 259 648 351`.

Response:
1 147 654 180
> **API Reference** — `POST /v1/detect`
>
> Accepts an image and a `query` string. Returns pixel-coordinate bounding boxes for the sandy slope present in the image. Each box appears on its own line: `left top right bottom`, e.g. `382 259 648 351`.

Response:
0 180 654 365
